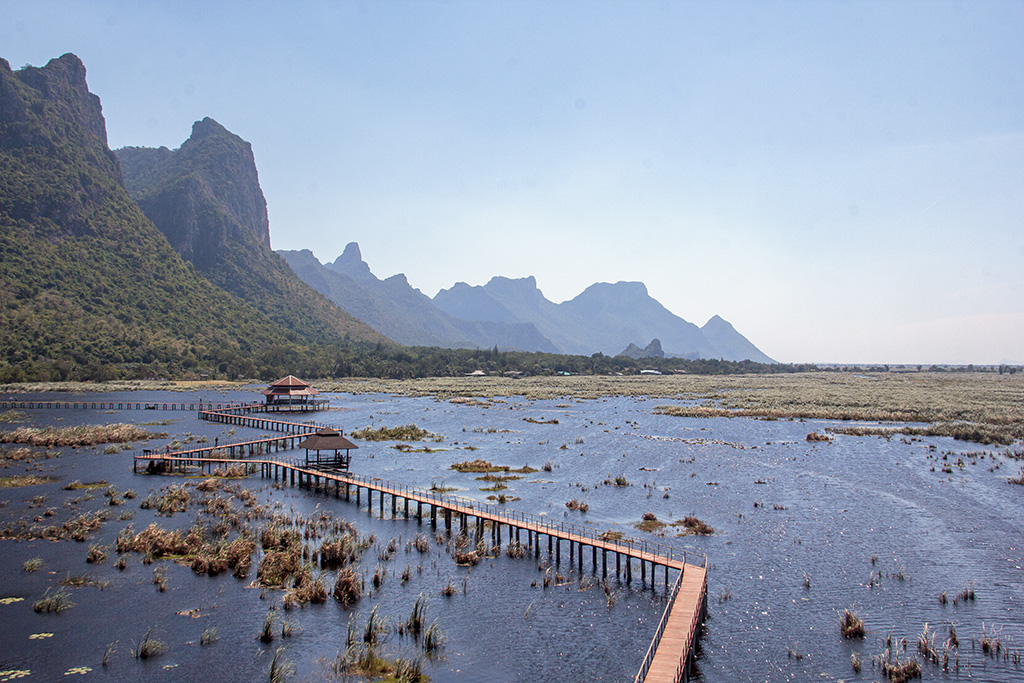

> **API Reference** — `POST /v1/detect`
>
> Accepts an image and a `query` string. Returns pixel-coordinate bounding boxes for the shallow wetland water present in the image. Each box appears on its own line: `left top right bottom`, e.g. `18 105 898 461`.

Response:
1 387 1022 681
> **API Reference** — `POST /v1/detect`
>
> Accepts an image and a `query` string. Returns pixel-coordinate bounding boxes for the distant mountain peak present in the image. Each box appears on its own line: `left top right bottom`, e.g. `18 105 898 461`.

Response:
330 242 375 281
190 116 230 140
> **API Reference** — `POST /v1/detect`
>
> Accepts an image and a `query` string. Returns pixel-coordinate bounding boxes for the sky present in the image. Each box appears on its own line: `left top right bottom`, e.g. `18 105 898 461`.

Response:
3 1 1022 365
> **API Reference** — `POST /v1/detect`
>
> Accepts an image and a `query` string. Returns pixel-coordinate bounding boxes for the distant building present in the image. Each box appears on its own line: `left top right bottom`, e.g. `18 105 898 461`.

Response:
262 375 319 406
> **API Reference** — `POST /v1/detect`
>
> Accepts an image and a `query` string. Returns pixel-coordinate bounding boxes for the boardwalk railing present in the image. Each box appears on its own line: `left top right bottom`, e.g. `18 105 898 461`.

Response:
635 569 685 682
323 469 707 570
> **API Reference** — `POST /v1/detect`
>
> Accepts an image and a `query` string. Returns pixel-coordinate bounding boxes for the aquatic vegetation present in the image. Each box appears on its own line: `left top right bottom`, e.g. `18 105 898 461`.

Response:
33 586 75 613
60 574 109 589
349 424 439 442
839 609 866 638
0 423 166 448
672 515 714 536
872 648 922 682
333 567 362 605
200 627 218 646
565 499 588 512
86 543 107 563
22 557 42 572
268 646 296 683
132 627 166 659
450 459 537 473
0 474 58 488
635 513 664 533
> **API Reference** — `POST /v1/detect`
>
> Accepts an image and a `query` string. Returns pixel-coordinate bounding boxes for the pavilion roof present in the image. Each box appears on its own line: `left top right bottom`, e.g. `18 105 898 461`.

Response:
268 375 312 388
298 428 358 451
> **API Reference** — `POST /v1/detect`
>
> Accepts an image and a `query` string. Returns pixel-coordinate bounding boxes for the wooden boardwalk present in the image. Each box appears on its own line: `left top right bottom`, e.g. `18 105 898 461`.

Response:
128 408 709 681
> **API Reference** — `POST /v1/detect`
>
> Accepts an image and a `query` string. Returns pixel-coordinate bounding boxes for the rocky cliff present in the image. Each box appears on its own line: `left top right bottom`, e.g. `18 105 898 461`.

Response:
116 121 386 345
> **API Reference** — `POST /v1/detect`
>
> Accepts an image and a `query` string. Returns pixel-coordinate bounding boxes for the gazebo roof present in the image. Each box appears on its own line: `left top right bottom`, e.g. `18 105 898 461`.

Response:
268 375 312 388
298 428 358 451
263 375 318 397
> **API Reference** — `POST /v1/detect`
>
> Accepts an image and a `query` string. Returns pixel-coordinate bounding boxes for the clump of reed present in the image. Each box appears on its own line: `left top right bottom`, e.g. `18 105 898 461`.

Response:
454 549 480 566
318 532 370 568
33 586 75 613
152 566 168 592
565 499 588 512
363 605 389 646
139 485 190 515
872 648 921 682
635 512 665 533
22 557 42 572
200 626 218 646
604 475 631 487
450 459 536 474
598 530 623 541
506 541 526 559
349 424 437 442
284 565 327 607
839 609 865 638
806 432 831 442
440 579 458 597
132 627 166 659
333 567 362 605
86 544 107 564
259 608 279 643
672 515 714 536
60 574 110 589
268 646 296 683
410 533 431 554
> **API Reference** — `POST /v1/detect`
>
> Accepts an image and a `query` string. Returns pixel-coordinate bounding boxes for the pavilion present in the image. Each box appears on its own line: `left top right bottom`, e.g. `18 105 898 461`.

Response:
263 375 321 407
298 427 358 471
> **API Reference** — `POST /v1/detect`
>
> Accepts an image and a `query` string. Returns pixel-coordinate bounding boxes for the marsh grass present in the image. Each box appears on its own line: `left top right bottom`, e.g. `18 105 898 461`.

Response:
268 646 296 683
132 628 166 659
349 425 438 442
839 609 865 638
33 586 75 613
0 423 166 448
333 567 361 605
60 574 110 589
451 459 537 474
635 513 665 533
200 627 218 646
22 557 42 572
0 474 58 488
672 515 714 536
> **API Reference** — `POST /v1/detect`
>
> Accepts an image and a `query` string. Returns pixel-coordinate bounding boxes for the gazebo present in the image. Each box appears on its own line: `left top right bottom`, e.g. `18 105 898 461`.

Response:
298 427 358 471
263 375 319 407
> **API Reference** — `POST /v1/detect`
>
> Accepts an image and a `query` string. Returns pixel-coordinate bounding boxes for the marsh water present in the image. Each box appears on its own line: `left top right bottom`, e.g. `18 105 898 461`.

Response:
1 388 1022 682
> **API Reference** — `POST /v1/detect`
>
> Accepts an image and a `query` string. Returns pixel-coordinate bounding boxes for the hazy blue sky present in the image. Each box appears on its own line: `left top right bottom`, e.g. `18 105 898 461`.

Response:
4 1 1022 364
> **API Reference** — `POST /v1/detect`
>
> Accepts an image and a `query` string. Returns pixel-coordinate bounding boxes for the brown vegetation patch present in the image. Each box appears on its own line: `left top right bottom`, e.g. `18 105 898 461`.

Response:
0 423 166 448
671 515 714 536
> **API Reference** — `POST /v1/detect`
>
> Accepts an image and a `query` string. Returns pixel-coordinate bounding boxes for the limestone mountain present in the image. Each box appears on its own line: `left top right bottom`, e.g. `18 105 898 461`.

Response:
700 315 774 365
0 53 352 381
280 245 557 352
434 277 775 362
619 339 665 360
116 119 385 346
